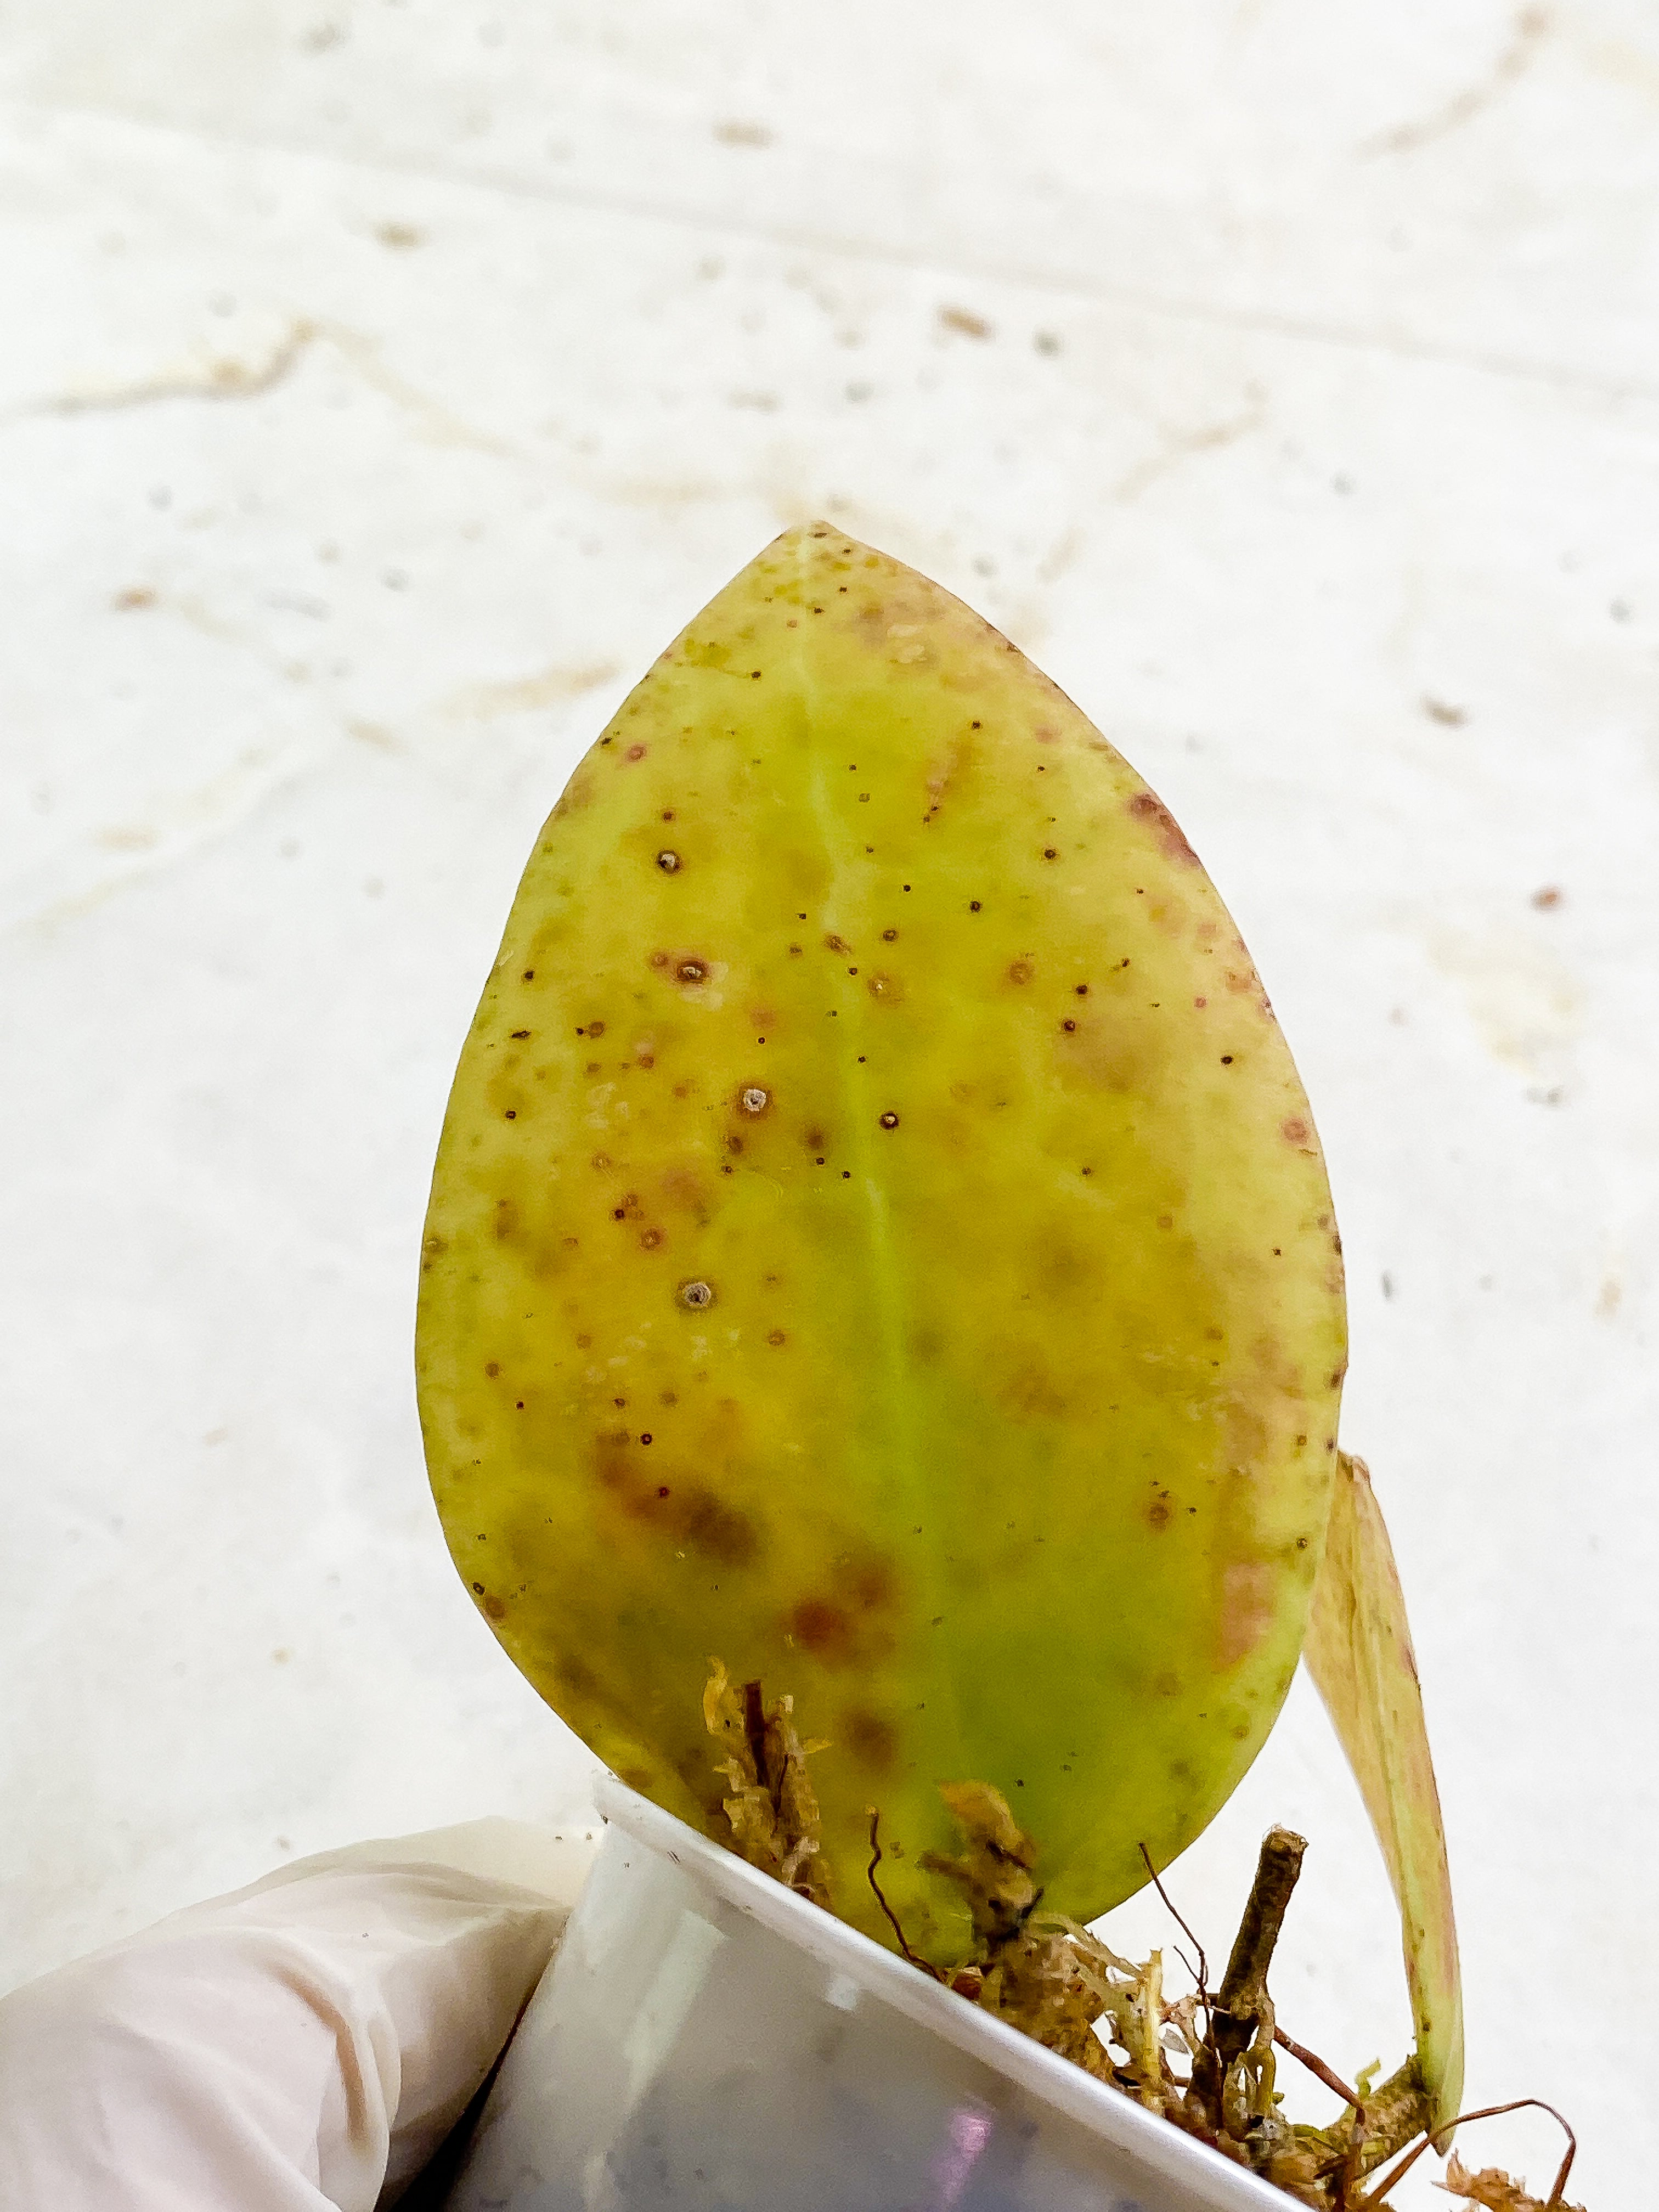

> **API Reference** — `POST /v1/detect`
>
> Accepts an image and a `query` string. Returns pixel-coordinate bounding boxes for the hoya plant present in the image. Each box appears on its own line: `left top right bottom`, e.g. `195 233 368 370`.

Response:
415 524 1503 2203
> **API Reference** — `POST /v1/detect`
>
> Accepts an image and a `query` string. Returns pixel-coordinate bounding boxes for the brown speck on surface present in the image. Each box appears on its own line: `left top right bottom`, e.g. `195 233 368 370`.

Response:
767 1328 787 1346
575 1333 591 1347
1148 1499 1172 1529
675 959 708 984
824 933 849 953
1532 884 1563 910
648 950 669 969
1156 1213 1173 1229
1423 696 1467 725
657 850 681 873
485 1361 499 1377
678 1279 714 1310
522 969 535 980
882 927 898 941
626 742 647 761
788 944 803 956
503 1108 516 1120
939 304 992 338
1221 1054 1233 1065
739 1085 770 1114
1281 1116 1310 1143
587 1020 606 1038
1061 1018 1076 1033
879 1111 900 1130
1126 789 1199 866
1043 847 1058 860
1008 960 1033 984
713 117 773 146
640 1227 663 1249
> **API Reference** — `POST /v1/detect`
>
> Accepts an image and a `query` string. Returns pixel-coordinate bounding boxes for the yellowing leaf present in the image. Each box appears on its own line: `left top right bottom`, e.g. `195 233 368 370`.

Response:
1304 1452 1465 2130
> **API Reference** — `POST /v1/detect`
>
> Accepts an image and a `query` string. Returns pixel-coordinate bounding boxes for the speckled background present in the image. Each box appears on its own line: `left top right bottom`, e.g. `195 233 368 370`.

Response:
2 6 1655 2204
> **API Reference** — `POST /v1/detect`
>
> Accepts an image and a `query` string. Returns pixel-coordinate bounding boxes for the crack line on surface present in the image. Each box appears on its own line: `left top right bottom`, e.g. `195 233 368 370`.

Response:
1111 386 1268 504
7 320 317 421
0 313 515 452
1359 5 1550 158
4 92 1656 408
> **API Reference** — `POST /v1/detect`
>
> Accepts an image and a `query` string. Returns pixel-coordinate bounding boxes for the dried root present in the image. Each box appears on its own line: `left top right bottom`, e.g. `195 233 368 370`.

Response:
703 1659 830 1906
1437 2152 1584 2211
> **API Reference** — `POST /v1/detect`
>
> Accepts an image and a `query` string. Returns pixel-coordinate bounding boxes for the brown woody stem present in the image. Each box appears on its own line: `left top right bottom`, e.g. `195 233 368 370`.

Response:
1217 1825 1307 2018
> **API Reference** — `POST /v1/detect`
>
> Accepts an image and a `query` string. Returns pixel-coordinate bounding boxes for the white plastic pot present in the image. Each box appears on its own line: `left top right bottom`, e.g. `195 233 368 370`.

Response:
443 1773 1290 2212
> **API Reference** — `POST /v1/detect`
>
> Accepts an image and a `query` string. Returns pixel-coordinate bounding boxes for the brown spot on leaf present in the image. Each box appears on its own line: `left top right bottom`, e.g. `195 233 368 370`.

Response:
682 1487 758 1564
1217 1561 1277 1667
1126 789 1199 865
1281 1116 1310 1144
842 1707 897 1771
790 1598 851 1657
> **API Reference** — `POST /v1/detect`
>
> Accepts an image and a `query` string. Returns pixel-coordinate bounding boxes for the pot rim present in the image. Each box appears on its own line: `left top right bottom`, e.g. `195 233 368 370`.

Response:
594 1771 1289 2212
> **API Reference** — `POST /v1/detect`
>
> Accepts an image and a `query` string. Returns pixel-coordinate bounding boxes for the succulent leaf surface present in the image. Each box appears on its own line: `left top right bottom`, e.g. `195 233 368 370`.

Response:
416 524 1348 1960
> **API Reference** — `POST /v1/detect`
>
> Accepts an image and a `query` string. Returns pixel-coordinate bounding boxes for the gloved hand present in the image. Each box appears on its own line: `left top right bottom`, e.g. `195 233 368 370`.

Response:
0 1817 598 2211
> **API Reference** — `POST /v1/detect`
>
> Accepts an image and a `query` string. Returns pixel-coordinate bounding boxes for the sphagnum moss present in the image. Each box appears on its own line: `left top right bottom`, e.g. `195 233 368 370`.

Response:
417 525 1484 2192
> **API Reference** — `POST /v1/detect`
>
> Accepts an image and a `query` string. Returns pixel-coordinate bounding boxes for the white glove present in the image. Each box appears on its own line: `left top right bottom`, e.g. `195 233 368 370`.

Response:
0 1817 598 2211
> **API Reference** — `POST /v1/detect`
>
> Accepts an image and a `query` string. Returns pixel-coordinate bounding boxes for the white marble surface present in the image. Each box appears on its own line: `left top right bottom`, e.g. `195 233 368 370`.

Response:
2 3 1655 2201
